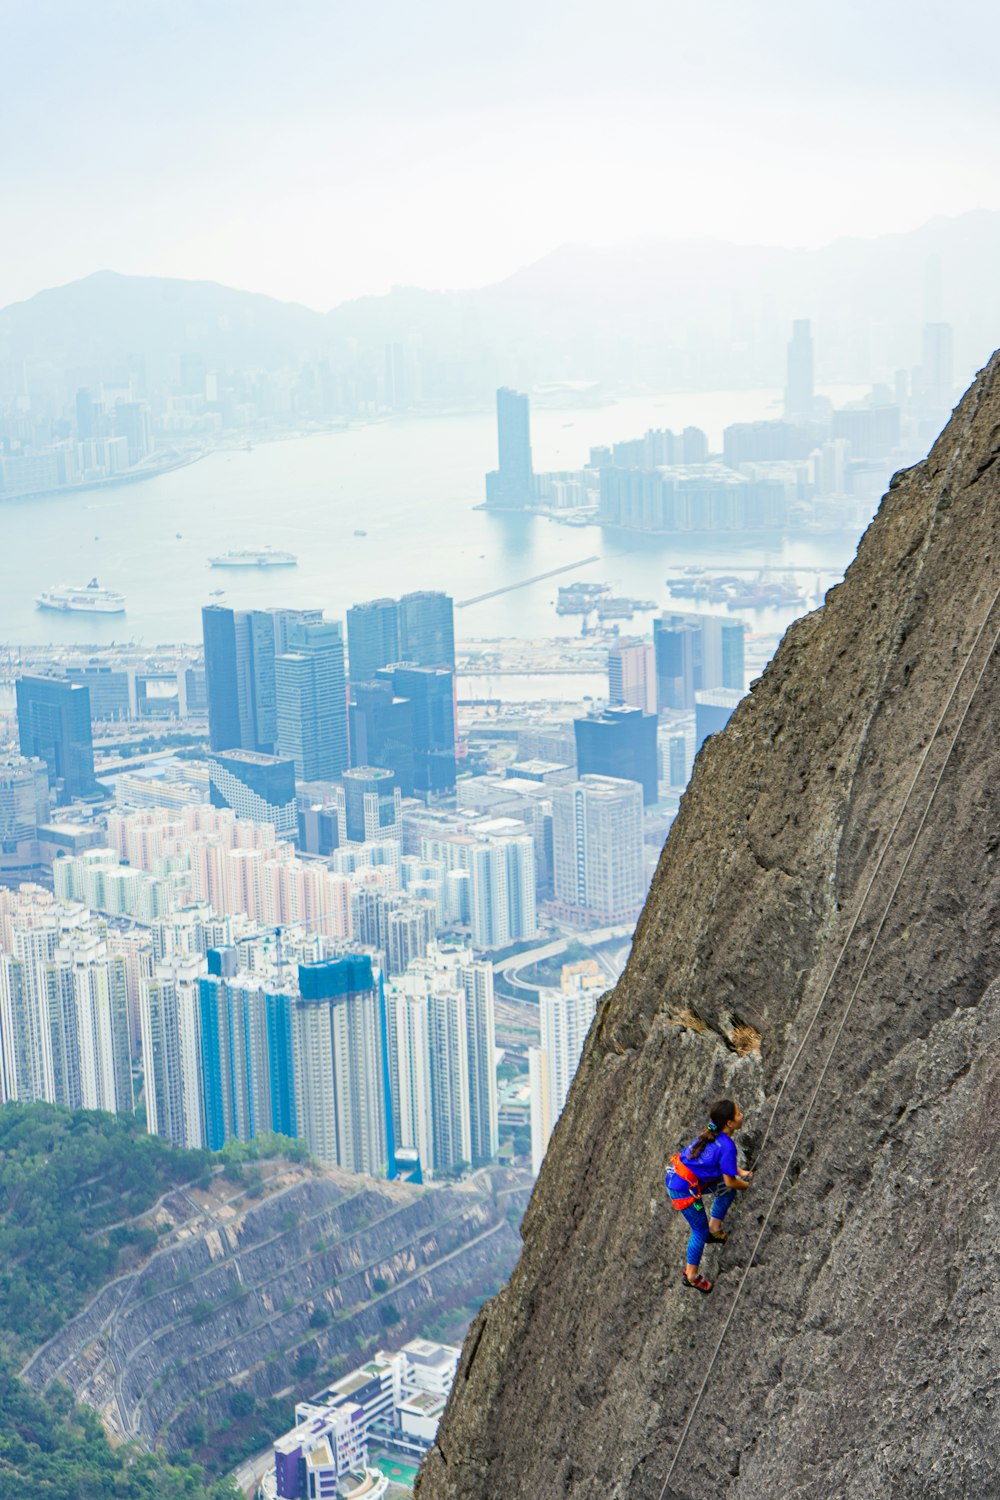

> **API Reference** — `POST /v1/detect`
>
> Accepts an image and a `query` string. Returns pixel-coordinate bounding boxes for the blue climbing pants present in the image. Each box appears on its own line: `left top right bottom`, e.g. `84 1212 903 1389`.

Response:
680 1185 735 1267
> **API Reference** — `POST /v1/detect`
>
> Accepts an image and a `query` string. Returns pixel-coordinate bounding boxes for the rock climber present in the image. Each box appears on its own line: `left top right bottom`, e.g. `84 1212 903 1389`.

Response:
666 1098 752 1294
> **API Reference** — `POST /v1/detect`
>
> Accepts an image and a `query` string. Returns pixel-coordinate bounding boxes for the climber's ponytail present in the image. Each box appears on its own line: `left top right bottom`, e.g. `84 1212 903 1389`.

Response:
686 1099 737 1158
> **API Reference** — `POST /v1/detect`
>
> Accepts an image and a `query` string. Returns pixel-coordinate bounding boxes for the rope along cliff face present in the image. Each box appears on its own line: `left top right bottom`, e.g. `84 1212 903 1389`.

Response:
415 355 1000 1500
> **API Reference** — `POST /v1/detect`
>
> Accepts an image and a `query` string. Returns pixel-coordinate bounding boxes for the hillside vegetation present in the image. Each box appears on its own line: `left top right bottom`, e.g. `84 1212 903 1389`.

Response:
0 1103 214 1351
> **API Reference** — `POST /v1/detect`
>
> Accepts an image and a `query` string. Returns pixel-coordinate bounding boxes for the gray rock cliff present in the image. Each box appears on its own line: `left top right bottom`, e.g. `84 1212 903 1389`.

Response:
416 358 1000 1499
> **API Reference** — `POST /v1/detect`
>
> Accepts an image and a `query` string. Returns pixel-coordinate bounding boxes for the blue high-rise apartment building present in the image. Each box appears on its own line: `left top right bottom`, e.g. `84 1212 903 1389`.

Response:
197 950 395 1176
485 388 535 508
197 948 298 1150
15 675 95 804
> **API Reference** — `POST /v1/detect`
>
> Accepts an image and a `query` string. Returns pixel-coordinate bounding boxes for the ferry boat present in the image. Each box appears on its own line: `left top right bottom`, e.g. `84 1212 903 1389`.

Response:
35 578 126 614
208 548 298 568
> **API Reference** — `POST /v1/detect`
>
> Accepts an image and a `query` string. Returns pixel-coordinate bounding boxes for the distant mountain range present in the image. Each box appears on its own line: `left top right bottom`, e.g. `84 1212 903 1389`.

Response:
3 211 1000 402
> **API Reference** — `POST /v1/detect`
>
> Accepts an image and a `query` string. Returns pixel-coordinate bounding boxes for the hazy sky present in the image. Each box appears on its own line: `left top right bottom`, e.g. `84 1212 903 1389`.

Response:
3 0 999 310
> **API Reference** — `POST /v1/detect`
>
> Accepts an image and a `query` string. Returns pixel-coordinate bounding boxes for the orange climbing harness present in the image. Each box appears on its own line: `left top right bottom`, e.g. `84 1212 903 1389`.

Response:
667 1153 702 1211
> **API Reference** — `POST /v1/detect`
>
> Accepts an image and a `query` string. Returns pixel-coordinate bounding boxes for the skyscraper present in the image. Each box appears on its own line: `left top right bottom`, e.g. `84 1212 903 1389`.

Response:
0 756 50 869
293 955 391 1175
140 953 206 1149
551 775 646 924
386 944 498 1175
529 965 602 1174
377 666 456 793
197 948 298 1150
348 680 415 796
346 599 401 686
607 638 656 715
275 618 348 780
342 767 402 844
485 387 535 508
203 606 322 755
694 688 745 755
399 592 455 671
209 749 297 836
574 706 658 806
784 319 815 419
15 676 95 804
653 612 744 710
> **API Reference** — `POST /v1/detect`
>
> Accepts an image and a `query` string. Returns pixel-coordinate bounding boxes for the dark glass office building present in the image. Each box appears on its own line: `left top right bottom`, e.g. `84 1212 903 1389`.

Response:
346 598 401 686
377 665 456 793
574 705 658 805
15 675 95 804
399 591 455 670
485 387 535 508
349 679 415 796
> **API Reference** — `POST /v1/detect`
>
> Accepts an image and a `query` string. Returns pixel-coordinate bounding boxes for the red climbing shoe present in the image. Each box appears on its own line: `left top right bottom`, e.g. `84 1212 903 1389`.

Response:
681 1273 713 1294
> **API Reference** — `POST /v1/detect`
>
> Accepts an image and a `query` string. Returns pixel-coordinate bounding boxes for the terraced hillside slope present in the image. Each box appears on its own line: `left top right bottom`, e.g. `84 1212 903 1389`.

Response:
23 1158 526 1464
416 362 1000 1500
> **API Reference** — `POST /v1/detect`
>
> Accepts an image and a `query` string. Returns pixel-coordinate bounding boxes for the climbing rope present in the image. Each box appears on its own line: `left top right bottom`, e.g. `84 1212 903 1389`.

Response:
658 582 1000 1499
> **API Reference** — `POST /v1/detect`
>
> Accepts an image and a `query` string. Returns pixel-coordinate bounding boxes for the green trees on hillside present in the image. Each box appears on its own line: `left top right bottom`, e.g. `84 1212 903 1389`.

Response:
0 1102 214 1350
0 1355 240 1500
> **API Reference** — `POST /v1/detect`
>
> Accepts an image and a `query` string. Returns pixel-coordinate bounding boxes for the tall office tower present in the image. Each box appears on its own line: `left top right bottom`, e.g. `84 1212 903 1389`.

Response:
140 953 207 1148
653 612 745 710
15 676 95 804
694 688 745 754
485 387 535 508
377 666 456 793
209 749 297 836
275 619 348 780
75 387 95 441
348 680 415 795
53 930 133 1114
465 826 538 950
574 705 658 806
551 775 646 924
784 319 815 419
114 400 153 464
342 767 402 844
202 605 275 754
921 322 954 414
399 592 455 670
529 966 602 1174
607 638 656 715
346 598 400 686
0 755 50 869
197 948 298 1149
292 955 390 1174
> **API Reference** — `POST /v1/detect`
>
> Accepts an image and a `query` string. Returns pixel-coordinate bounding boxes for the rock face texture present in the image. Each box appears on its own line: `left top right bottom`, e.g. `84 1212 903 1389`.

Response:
416 362 1000 1500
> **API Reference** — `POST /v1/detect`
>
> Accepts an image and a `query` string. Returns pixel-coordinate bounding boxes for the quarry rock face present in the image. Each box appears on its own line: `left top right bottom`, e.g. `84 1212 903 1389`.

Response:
416 358 1000 1500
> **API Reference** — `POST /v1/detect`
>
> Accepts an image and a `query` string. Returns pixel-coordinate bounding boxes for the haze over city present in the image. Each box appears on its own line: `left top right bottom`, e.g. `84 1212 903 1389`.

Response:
4 0 1000 309
0 5 998 1499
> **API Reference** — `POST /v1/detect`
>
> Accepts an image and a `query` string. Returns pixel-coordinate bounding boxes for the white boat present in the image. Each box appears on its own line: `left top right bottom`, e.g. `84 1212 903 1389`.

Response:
35 578 126 614
208 547 298 568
